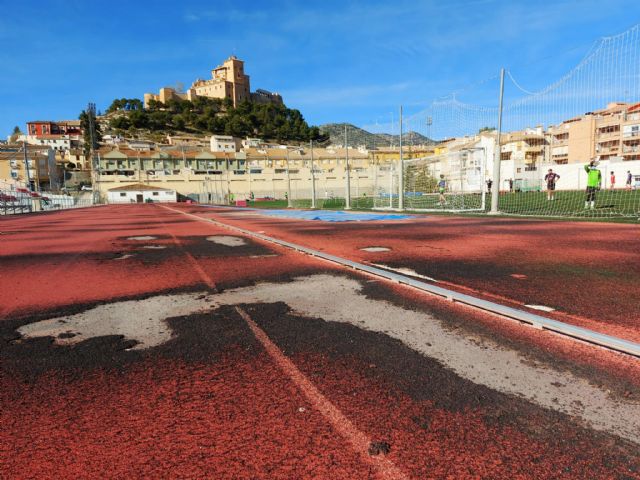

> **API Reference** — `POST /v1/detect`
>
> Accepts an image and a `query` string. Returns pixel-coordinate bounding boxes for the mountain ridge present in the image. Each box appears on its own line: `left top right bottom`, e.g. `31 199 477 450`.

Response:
319 123 435 148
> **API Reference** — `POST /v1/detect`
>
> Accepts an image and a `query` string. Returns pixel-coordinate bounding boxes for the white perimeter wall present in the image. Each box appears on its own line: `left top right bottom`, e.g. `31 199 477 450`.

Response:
500 159 640 190
107 190 177 204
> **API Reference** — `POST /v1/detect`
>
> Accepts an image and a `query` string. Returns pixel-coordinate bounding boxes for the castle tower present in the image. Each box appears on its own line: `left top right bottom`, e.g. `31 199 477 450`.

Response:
211 56 251 106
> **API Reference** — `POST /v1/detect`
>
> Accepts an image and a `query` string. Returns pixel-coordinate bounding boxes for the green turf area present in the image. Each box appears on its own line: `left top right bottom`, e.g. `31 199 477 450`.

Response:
233 189 639 222
497 189 640 217
247 200 290 209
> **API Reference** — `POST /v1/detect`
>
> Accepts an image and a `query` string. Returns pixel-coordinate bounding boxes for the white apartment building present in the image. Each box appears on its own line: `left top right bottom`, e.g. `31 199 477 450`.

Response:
210 135 238 153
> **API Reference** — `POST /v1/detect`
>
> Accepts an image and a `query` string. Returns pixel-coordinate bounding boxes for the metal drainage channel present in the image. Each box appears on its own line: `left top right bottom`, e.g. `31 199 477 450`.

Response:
164 206 640 358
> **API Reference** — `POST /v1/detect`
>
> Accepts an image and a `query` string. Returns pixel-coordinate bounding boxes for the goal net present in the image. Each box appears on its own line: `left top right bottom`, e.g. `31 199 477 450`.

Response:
497 158 640 217
374 150 487 212
407 23 640 218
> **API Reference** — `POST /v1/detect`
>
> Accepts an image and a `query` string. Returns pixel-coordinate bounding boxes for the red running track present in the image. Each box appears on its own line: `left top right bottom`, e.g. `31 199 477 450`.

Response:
182 205 640 343
2 205 640 479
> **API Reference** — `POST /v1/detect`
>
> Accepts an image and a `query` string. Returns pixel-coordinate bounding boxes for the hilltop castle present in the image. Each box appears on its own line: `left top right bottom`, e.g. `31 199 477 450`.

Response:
143 56 282 108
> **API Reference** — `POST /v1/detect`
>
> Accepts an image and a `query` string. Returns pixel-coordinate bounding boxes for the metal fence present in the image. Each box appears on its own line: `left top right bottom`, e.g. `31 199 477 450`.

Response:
0 189 94 216
190 156 639 219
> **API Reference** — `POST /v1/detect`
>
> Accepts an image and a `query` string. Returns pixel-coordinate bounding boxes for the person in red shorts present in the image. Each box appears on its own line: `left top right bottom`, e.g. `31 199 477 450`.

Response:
610 171 616 190
544 168 560 201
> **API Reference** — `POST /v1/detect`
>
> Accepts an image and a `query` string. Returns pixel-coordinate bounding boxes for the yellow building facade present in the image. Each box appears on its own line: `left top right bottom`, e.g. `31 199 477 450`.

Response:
0 146 57 191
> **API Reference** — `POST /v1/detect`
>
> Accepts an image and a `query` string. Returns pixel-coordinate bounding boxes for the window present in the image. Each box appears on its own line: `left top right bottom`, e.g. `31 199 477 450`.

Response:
152 192 159 196
120 192 126 197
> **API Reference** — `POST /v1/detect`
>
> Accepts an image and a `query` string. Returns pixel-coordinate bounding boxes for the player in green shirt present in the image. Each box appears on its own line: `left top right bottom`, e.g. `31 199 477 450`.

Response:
437 175 447 206
584 159 602 209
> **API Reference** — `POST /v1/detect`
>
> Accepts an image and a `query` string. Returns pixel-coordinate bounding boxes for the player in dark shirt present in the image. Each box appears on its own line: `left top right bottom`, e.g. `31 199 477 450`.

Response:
544 169 560 201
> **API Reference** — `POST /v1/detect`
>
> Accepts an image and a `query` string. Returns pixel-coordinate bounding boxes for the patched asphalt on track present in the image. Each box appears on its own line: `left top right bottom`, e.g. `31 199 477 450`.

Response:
4 298 640 478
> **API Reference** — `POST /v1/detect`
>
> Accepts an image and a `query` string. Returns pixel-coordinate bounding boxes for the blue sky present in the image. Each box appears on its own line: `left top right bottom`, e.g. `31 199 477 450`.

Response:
0 0 638 139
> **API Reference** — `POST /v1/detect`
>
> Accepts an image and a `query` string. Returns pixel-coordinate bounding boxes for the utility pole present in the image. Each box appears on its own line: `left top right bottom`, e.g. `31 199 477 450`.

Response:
490 68 505 214
87 102 98 203
398 105 404 210
310 140 316 209
286 149 293 208
248 162 252 205
22 141 32 191
345 125 351 209
225 155 231 204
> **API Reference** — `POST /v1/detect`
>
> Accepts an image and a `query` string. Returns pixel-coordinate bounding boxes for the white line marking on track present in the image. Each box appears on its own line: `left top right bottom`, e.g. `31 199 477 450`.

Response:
158 217 217 291
235 306 409 480
158 207 409 478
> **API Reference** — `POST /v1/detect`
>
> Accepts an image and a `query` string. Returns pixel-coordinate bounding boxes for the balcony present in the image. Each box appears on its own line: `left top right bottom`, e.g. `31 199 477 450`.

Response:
596 130 620 139
523 146 544 153
596 145 620 153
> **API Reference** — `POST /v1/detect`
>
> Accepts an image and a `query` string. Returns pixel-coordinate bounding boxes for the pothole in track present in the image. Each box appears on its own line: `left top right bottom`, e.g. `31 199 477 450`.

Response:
127 235 157 241
360 246 391 252
206 235 247 247
113 254 135 261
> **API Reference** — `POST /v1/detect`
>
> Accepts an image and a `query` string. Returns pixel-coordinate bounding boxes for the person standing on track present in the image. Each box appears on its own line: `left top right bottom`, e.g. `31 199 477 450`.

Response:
437 174 447 206
610 171 616 190
584 159 602 209
544 168 560 201
627 170 633 190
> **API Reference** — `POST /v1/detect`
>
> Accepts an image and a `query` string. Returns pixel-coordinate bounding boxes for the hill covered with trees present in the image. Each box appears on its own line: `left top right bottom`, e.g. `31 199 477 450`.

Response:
103 97 325 143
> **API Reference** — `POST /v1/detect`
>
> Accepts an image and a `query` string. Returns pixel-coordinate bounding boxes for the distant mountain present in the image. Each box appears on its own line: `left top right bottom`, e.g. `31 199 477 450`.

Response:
319 123 435 148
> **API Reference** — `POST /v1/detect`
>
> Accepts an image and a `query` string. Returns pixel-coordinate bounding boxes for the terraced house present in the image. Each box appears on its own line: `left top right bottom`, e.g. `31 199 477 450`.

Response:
95 144 391 203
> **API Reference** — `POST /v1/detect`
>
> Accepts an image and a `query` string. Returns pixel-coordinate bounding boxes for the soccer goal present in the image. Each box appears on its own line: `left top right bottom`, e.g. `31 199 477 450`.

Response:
374 150 487 212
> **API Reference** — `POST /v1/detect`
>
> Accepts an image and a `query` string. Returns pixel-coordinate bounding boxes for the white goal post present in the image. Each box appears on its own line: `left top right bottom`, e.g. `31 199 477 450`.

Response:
374 149 487 212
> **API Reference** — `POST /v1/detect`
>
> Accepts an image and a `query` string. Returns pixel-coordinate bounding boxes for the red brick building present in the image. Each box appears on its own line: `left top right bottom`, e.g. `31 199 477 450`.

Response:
26 120 82 136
